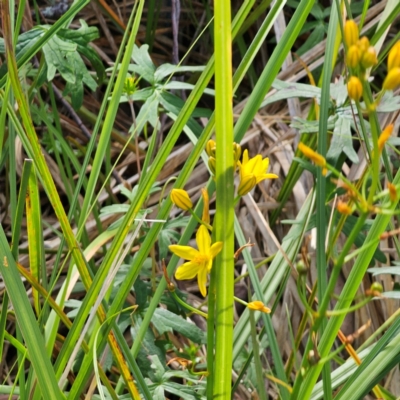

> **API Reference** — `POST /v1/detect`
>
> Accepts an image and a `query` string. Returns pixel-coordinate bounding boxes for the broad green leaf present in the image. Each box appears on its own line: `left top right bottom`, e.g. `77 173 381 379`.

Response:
152 308 206 344
327 116 359 164
368 267 400 276
376 92 400 113
131 44 156 83
154 63 206 81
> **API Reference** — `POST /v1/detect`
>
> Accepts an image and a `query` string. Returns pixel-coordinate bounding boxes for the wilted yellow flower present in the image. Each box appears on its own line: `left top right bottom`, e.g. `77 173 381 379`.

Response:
169 225 223 297
344 20 359 48
170 189 193 211
201 188 210 224
337 201 352 215
388 182 397 202
347 45 361 68
378 124 393 153
298 143 326 167
361 46 378 69
383 68 400 90
237 150 278 196
247 301 271 314
388 41 400 71
347 76 363 101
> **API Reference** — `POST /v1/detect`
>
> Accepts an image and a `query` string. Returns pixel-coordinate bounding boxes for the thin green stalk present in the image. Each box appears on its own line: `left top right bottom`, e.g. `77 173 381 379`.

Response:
213 0 235 398
315 3 340 397
297 168 400 397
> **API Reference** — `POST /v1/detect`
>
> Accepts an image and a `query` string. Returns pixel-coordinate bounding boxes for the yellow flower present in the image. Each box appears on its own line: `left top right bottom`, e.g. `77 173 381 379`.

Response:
383 68 400 90
388 41 400 71
344 20 359 48
169 225 223 297
237 150 278 196
378 124 393 153
247 301 271 314
170 189 193 211
298 143 326 167
347 76 363 101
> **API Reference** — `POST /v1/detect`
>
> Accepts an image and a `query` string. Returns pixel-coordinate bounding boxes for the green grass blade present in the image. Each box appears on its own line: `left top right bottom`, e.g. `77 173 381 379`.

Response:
314 3 340 397
213 0 235 397
233 0 315 140
298 168 400 397
0 226 65 398
234 215 290 399
233 191 315 359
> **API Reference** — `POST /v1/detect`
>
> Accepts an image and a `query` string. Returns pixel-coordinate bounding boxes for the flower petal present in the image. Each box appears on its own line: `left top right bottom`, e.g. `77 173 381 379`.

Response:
210 241 223 258
196 225 211 254
197 266 208 297
175 261 200 280
169 245 199 260
242 149 249 164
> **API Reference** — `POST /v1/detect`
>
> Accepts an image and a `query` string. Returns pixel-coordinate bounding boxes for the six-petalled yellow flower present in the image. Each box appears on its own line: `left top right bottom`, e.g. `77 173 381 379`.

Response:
237 150 278 196
169 225 223 297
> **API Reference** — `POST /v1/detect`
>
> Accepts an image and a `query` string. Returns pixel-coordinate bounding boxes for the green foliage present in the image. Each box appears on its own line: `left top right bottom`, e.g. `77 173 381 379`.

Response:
117 44 212 136
1 21 104 110
1 0 400 399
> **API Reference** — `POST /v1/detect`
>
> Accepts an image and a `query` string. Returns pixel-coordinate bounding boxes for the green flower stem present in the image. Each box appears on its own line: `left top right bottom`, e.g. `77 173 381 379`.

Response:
324 296 372 316
169 290 208 319
188 209 213 231
213 0 235 397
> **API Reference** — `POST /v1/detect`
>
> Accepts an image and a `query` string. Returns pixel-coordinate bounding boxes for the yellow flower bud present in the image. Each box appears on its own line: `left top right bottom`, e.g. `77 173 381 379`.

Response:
344 20 359 48
383 67 400 90
247 301 271 314
170 189 193 210
123 76 138 95
361 46 378 69
208 156 216 175
369 282 383 294
357 36 370 54
237 174 257 197
388 41 400 71
233 142 241 165
346 45 361 68
298 142 326 167
347 76 363 101
205 140 216 157
378 124 393 152
337 201 352 215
